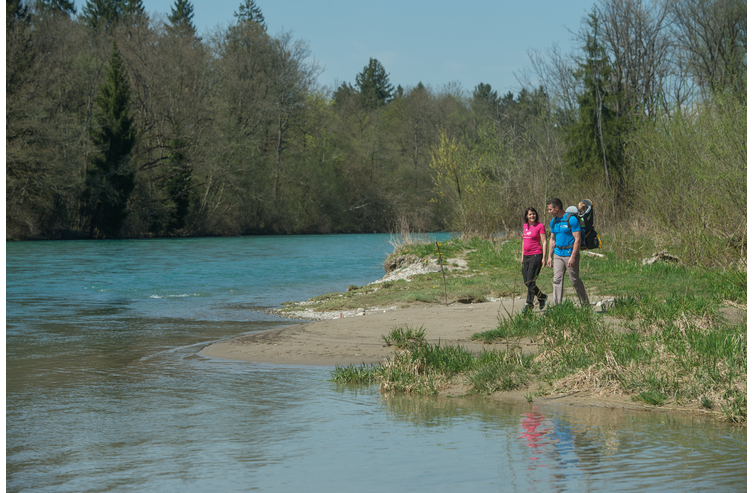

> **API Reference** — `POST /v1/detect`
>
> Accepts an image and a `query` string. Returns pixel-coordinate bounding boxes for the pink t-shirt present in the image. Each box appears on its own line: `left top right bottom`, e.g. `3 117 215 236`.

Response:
522 222 546 256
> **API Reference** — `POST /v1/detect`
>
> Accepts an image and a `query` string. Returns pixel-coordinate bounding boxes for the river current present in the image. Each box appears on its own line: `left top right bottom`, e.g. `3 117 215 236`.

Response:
5 235 747 492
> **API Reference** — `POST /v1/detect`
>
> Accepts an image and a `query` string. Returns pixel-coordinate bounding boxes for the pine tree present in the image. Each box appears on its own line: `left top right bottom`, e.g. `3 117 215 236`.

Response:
167 0 196 36
37 0 76 15
565 10 624 189
84 41 137 237
355 58 394 109
122 0 144 18
81 0 119 32
233 0 265 28
7 0 29 24
81 0 143 32
472 82 502 123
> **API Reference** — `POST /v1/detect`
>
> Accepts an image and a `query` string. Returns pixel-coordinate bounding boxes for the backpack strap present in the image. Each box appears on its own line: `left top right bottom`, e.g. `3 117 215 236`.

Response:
551 214 577 254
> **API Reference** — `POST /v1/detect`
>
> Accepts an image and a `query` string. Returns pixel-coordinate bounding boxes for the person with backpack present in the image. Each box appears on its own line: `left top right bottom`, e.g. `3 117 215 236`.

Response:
546 198 589 307
520 207 548 312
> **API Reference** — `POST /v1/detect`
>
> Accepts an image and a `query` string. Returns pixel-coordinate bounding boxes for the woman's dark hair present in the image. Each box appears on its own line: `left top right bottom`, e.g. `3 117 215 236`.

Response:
523 207 539 225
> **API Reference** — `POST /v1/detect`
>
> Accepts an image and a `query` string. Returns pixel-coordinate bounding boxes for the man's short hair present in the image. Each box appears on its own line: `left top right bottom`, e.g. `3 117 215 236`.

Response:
547 198 563 210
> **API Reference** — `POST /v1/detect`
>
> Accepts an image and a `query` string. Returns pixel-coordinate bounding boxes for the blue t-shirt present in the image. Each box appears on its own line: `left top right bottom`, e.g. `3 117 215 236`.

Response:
550 214 581 256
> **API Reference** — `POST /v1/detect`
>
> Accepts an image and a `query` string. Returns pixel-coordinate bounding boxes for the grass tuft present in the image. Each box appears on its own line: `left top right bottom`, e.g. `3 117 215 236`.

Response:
633 391 668 406
331 363 380 384
382 325 427 349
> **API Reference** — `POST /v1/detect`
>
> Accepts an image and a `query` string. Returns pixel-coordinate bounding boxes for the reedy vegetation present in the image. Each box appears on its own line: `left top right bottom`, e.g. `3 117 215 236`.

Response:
332 293 745 423
6 0 746 268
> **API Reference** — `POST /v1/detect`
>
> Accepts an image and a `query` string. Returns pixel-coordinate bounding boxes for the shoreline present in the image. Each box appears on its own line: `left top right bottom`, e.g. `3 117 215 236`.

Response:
199 297 723 418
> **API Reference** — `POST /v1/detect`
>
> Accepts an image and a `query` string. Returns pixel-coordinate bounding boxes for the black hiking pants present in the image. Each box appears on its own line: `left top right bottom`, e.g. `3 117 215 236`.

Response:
522 254 545 307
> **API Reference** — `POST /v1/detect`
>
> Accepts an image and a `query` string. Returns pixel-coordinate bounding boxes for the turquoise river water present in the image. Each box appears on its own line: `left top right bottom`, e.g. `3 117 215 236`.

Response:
6 235 747 492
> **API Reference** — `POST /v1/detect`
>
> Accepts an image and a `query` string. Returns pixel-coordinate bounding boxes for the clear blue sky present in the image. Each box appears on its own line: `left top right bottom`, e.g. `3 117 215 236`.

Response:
116 0 596 94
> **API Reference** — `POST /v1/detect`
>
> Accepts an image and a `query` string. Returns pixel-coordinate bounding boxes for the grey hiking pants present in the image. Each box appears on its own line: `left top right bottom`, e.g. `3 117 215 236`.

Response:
552 253 589 307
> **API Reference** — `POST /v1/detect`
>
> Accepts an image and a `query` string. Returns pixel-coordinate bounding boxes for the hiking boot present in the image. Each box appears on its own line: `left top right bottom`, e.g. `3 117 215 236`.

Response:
522 305 533 314
538 294 548 310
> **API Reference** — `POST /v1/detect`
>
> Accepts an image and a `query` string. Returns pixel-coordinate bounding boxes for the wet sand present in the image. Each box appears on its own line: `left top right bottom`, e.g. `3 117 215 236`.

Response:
201 300 533 366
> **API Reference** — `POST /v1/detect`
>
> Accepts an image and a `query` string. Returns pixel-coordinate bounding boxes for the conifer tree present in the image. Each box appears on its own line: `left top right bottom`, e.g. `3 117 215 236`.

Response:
565 11 624 190
5 0 29 23
122 0 144 17
472 82 502 123
167 0 196 36
355 58 394 109
233 0 265 28
81 0 118 32
36 0 76 15
81 0 143 32
83 41 137 237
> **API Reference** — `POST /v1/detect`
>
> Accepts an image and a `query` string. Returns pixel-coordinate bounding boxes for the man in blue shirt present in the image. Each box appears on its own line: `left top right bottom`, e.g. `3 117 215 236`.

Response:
546 198 589 307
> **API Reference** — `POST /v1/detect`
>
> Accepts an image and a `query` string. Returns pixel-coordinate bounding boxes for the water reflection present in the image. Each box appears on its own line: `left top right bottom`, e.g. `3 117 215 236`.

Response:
377 395 746 492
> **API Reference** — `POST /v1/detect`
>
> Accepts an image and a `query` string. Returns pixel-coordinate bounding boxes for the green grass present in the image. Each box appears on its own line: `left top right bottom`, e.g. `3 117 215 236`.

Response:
329 294 746 423
469 349 536 394
331 363 381 384
382 325 427 349
283 235 745 316
633 391 668 406
413 342 477 375
467 294 746 422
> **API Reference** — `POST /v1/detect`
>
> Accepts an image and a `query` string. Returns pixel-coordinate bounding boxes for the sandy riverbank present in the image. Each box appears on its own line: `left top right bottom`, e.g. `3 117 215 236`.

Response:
200 296 738 417
201 292 628 367
201 299 533 366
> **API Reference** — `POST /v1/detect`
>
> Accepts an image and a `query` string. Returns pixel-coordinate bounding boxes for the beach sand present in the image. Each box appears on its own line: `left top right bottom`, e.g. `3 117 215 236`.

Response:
201 299 533 366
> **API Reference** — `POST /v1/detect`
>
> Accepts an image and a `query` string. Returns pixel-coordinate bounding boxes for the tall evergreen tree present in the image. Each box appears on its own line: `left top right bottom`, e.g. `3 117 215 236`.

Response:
7 0 29 24
167 0 196 36
233 0 265 28
81 0 119 32
355 58 394 109
81 0 143 32
37 0 75 14
565 11 624 190
83 41 137 237
472 82 502 124
122 0 143 16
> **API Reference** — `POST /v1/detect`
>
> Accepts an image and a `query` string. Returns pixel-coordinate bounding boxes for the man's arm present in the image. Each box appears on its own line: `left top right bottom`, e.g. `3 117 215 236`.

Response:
570 231 581 266
569 216 581 267
547 229 555 268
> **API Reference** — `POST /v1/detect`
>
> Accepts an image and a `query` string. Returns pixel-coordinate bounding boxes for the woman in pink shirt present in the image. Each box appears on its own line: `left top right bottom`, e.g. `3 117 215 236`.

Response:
521 207 548 312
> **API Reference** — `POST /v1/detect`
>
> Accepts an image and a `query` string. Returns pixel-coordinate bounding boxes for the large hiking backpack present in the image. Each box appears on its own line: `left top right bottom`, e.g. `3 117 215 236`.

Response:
575 199 602 250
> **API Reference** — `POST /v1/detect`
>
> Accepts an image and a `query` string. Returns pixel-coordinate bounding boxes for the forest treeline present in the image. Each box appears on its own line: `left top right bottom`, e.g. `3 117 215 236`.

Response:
5 0 747 266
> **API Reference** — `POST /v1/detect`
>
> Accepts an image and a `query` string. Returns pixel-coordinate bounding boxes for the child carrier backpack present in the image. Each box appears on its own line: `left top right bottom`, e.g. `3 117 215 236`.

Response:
575 199 602 250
